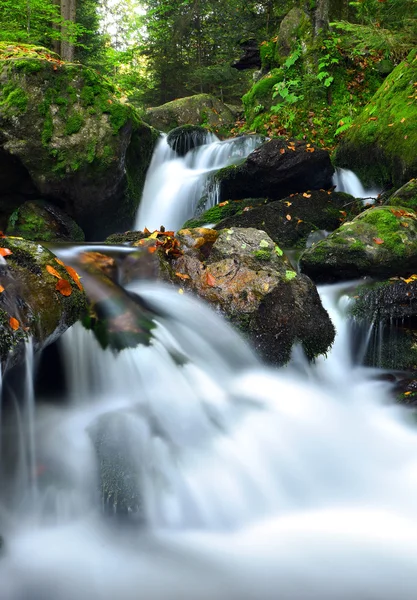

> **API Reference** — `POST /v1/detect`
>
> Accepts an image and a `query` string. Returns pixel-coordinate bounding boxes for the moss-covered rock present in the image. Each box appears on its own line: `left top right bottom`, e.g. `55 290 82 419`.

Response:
144 94 235 133
334 51 417 187
212 190 361 249
277 8 311 58
6 200 84 242
105 230 147 245
182 198 268 228
387 179 417 211
0 236 87 371
0 43 158 239
300 205 417 282
165 227 335 365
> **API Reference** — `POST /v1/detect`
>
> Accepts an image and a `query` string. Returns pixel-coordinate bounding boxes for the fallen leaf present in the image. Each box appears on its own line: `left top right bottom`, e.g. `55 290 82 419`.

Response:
401 274 417 283
0 285 4 293
339 210 347 217
175 272 190 280
64 265 83 291
302 193 311 198
148 246 157 253
284 201 292 207
243 206 252 212
218 201 229 207
286 214 292 220
401 117 406 123
401 222 409 228
0 248 12 257
9 316 19 330
306 147 315 153
54 258 65 266
404 391 412 396
206 272 216 286
297 219 303 225
388 123 394 127
178 288 184 294
46 264 62 279
373 237 384 244
279 148 285 155
56 278 72 296
143 227 151 235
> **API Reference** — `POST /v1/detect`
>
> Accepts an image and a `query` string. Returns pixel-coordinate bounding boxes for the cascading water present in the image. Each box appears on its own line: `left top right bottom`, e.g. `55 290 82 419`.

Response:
333 166 381 201
135 133 263 232
2 136 417 597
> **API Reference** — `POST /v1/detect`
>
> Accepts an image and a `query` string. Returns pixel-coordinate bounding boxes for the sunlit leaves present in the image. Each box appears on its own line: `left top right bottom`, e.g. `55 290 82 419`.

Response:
56 278 72 296
0 248 12 257
9 316 19 330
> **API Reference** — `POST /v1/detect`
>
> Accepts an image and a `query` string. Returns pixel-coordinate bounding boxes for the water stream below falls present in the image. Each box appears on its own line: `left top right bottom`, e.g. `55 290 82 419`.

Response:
0 137 412 599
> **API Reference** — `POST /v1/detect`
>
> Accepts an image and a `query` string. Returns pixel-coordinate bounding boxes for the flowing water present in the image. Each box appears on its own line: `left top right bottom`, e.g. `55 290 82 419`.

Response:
1 137 416 599
333 166 381 201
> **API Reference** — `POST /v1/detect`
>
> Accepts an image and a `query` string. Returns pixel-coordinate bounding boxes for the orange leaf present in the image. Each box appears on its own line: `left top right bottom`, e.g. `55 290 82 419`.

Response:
46 264 61 279
306 147 315 153
175 272 190 280
284 201 292 207
286 214 292 221
64 265 83 291
339 210 347 217
302 193 311 198
148 246 157 253
54 258 65 266
143 227 151 235
373 237 384 244
279 148 285 154
401 222 409 228
218 201 229 207
0 285 4 293
0 248 12 257
56 278 72 296
9 316 19 330
206 271 216 286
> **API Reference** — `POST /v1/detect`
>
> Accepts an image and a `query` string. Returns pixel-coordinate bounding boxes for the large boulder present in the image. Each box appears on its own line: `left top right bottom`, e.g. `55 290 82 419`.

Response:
213 138 334 203
333 50 417 188
387 179 417 211
0 235 87 371
300 205 417 283
0 43 158 240
166 227 335 365
144 94 235 132
211 191 360 248
6 200 85 242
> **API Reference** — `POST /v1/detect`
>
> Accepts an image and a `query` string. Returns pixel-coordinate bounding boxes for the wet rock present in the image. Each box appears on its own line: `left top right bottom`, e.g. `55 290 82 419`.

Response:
166 227 335 365
300 205 417 283
0 236 87 371
214 138 334 203
387 179 417 211
6 200 85 242
212 190 360 248
166 125 214 156
183 198 268 229
105 231 147 245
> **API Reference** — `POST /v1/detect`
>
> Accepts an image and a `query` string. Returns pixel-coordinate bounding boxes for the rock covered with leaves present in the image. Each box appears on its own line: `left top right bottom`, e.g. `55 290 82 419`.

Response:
0 234 87 371
334 50 417 188
144 93 235 133
165 227 335 365
300 205 417 283
213 138 334 203
0 43 158 239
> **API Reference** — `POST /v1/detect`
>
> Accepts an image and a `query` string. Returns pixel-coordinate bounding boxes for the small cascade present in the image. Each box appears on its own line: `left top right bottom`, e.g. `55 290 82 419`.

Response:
135 134 263 232
333 167 381 201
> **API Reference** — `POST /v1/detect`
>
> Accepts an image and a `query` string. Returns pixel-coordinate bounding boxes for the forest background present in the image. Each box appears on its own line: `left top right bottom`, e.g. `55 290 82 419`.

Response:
1 0 416 143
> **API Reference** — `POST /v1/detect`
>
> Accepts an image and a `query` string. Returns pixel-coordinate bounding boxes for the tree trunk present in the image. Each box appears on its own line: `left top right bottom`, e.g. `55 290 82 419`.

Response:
58 0 77 61
314 0 329 35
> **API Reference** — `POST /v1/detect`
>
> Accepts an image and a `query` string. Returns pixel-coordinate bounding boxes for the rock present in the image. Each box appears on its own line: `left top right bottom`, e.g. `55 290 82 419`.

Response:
387 179 417 211
212 191 360 248
0 43 158 240
105 230 147 245
182 198 268 229
0 236 87 371
144 94 235 132
6 200 85 242
277 8 310 57
232 39 261 70
300 205 417 283
214 138 334 203
166 227 335 365
333 50 417 188
166 125 214 156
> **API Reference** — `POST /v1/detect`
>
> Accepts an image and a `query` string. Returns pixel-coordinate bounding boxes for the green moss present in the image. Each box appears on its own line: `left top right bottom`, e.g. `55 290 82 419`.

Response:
41 111 53 146
253 249 272 261
0 83 28 114
65 112 85 135
361 208 407 257
14 59 43 74
0 308 28 363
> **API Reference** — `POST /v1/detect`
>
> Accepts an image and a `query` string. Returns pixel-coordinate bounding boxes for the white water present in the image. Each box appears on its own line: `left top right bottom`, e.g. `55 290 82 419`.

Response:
2 280 417 598
135 134 263 232
333 167 381 202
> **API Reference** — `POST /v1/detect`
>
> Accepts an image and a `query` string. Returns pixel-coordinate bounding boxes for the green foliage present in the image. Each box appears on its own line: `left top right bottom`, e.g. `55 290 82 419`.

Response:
65 112 85 135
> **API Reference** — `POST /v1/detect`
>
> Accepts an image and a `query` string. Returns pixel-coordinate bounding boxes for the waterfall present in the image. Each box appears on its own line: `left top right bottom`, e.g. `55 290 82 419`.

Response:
333 167 381 201
3 276 417 598
135 133 263 232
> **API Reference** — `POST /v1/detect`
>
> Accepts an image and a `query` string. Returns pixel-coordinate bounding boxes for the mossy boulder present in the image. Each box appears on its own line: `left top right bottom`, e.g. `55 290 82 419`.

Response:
333 51 417 187
0 236 87 371
166 125 215 156
277 8 310 58
212 190 361 249
182 198 268 228
165 227 335 365
144 94 235 132
387 179 417 211
6 200 84 242
0 43 158 239
213 138 334 203
300 205 417 283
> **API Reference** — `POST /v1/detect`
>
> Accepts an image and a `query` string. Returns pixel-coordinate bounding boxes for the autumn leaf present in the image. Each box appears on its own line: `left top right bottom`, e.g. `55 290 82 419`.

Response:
286 214 292 220
339 210 347 217
143 227 151 235
373 237 384 244
401 222 409 228
284 201 292 207
56 278 72 296
0 248 12 257
218 201 229 207
302 193 311 198
206 271 216 286
9 316 19 330
64 265 83 291
243 206 252 212
305 147 315 153
279 148 285 155
0 285 4 293
54 258 65 266
175 272 190 280
46 264 62 279
148 246 157 253
401 117 406 123
388 123 394 127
